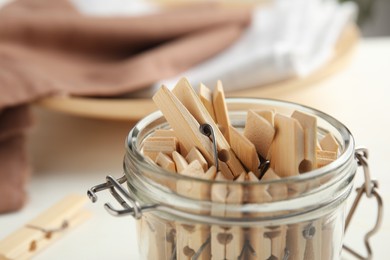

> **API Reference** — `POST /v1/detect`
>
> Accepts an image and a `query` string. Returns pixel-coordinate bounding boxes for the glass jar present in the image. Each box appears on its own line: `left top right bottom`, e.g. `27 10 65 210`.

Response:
89 98 382 260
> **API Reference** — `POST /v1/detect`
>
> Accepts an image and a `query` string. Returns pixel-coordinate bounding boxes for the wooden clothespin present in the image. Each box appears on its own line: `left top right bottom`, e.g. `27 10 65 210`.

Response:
198 83 216 122
229 126 260 175
246 171 272 260
176 160 214 260
152 129 175 138
319 133 339 154
152 129 186 154
172 78 245 178
186 147 208 172
244 110 275 160
317 133 338 168
291 110 317 172
261 168 288 200
153 85 214 162
252 110 274 125
0 194 91 260
154 79 245 178
172 151 189 173
271 113 304 178
143 136 179 161
156 152 176 172
213 80 231 142
316 150 337 167
211 172 245 260
225 172 245 259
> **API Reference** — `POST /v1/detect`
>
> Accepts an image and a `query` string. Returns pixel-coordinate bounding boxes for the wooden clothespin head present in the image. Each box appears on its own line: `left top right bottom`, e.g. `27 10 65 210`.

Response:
0 194 91 260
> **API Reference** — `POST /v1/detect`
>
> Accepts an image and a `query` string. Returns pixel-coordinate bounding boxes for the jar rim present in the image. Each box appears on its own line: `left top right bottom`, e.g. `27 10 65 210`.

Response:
125 97 355 186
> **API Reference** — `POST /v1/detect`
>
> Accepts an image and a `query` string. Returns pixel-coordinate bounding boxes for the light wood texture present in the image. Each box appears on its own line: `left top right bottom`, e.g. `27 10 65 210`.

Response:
264 227 288 260
35 24 358 121
153 129 187 153
257 169 288 259
225 172 245 259
149 138 177 259
211 172 229 260
172 151 189 173
261 168 288 200
213 80 231 142
176 160 210 260
185 147 208 172
155 152 177 191
153 85 214 161
320 133 339 153
303 220 322 260
143 136 179 161
316 150 337 160
152 129 175 137
247 171 272 202
292 110 317 172
171 78 213 125
198 83 216 122
316 150 337 167
0 195 90 260
247 171 272 260
248 168 287 259
316 158 335 168
204 166 217 180
286 224 306 260
155 152 176 172
139 214 173 260
171 78 245 177
316 140 322 151
211 172 245 260
271 114 305 259
321 218 334 260
180 160 205 179
253 109 274 125
244 110 275 159
229 126 259 175
271 114 304 178
219 161 234 180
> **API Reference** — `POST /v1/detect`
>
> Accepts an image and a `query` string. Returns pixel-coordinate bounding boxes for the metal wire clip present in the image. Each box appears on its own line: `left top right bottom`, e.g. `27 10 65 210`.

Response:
342 147 383 260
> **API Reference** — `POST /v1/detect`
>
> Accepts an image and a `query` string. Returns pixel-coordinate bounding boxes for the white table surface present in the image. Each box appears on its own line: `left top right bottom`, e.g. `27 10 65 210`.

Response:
1 38 389 259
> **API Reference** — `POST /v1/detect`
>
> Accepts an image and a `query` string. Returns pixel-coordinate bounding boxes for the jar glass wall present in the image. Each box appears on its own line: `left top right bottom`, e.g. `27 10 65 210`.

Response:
124 98 356 260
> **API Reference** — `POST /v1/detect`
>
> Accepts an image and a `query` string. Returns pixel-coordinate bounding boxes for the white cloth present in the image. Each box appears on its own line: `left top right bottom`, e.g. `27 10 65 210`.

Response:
70 0 159 17
71 0 357 95
156 0 357 93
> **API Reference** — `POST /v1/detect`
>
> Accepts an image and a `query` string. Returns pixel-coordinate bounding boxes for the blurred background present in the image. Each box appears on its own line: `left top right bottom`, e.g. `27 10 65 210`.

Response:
0 0 389 37
0 0 389 259
354 0 390 36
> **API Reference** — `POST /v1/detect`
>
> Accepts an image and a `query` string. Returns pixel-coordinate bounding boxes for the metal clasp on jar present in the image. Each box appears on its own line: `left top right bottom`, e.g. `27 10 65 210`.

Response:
87 175 157 219
342 147 383 260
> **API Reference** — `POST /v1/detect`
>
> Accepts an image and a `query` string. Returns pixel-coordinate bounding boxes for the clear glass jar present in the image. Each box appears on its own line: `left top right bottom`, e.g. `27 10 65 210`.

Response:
122 98 357 260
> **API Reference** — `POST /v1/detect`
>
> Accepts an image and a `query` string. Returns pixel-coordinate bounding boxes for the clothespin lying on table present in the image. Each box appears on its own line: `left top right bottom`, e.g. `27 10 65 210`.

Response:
0 194 91 260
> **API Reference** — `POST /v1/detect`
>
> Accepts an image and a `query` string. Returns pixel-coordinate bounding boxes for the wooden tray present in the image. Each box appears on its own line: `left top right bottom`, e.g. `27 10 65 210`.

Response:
35 24 359 121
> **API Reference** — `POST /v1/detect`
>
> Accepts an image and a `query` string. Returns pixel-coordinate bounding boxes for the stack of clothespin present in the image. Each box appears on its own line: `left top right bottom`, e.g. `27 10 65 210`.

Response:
147 77 338 180
138 78 340 259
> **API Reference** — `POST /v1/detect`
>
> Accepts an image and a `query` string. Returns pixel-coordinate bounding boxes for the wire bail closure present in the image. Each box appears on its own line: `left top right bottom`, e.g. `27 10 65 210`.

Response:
87 175 156 219
342 147 383 260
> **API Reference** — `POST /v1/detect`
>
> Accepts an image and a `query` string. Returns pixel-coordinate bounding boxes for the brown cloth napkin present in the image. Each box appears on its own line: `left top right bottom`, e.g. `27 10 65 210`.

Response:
0 0 251 212
0 105 32 213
